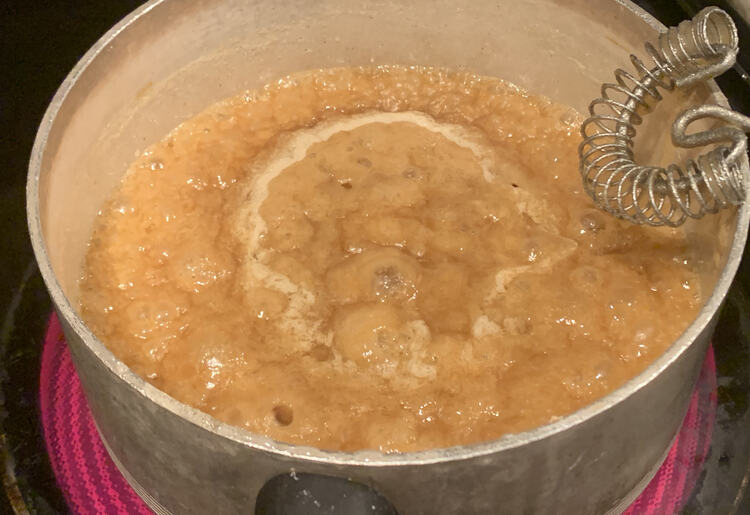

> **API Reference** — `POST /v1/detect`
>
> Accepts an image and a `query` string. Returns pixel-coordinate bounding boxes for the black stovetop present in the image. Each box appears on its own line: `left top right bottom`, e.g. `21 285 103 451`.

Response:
1 1 749 514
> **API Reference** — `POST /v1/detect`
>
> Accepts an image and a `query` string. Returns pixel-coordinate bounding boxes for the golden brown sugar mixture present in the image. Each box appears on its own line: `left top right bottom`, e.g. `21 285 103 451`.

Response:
79 66 701 452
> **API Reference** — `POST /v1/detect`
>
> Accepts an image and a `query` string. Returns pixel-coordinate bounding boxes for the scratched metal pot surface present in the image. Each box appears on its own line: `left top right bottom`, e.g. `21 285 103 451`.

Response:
23 0 750 513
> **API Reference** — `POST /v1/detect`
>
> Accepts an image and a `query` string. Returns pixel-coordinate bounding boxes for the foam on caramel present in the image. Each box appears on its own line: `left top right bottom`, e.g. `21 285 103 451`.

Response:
79 66 700 452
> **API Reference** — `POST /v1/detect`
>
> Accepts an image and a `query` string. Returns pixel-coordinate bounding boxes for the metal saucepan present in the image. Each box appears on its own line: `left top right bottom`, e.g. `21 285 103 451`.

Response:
26 0 749 513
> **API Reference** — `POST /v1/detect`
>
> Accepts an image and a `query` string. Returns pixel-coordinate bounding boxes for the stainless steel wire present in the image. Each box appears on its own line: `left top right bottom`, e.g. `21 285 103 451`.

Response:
579 7 749 226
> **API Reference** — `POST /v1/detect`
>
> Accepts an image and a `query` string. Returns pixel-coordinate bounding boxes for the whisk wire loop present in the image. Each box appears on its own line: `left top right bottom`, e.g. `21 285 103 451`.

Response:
579 7 748 226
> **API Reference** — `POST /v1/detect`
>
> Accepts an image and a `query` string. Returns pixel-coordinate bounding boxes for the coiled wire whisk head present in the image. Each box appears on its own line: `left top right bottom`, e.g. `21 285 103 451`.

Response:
579 7 750 227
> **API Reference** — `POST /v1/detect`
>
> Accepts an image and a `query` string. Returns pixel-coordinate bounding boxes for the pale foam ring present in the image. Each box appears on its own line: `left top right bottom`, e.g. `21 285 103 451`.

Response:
236 111 574 354
236 111 498 355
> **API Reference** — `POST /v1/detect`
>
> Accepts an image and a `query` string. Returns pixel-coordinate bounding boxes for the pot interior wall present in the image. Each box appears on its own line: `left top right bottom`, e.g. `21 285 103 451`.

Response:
39 0 733 327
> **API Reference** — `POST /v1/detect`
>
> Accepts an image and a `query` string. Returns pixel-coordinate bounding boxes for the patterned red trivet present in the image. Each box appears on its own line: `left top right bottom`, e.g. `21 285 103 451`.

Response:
40 314 717 514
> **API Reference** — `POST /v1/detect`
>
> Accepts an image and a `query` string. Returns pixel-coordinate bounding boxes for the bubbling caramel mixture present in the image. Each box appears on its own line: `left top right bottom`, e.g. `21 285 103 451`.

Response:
80 66 701 452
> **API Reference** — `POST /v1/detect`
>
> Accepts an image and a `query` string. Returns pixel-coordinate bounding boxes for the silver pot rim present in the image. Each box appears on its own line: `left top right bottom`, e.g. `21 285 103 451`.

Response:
26 0 750 467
